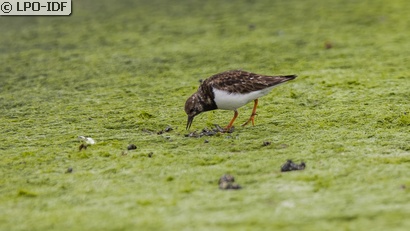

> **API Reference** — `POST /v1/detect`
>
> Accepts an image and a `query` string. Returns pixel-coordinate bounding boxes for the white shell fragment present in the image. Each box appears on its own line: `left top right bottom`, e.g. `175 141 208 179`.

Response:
78 136 96 145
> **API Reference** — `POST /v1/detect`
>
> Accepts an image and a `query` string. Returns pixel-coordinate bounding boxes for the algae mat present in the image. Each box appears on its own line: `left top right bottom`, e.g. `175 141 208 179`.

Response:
1 0 410 230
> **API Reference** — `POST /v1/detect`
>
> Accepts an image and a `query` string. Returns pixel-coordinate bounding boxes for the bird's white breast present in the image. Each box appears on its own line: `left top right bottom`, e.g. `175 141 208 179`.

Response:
213 86 277 110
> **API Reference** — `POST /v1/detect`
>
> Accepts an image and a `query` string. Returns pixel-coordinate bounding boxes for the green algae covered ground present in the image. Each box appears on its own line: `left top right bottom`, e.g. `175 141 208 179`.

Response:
1 0 410 230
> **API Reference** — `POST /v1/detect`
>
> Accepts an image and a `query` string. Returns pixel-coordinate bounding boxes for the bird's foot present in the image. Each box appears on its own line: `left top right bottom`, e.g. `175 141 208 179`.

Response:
241 113 257 127
221 125 235 133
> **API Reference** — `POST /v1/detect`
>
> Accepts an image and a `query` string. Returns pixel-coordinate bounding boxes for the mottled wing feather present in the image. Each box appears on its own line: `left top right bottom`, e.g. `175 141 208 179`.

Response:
203 70 296 94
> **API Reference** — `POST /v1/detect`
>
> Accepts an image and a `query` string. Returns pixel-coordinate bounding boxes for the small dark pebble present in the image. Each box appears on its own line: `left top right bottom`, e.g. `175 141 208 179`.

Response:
218 174 241 190
185 124 234 138
148 152 153 158
79 143 87 151
400 185 406 190
204 140 209 143
281 160 306 172
66 167 73 173
263 141 271 146
157 126 173 135
127 144 137 150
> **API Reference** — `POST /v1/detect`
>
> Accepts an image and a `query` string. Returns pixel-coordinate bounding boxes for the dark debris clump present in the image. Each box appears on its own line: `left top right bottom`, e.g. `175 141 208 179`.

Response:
127 144 137 150
262 141 271 146
218 174 241 190
157 126 173 135
185 124 234 138
281 160 306 172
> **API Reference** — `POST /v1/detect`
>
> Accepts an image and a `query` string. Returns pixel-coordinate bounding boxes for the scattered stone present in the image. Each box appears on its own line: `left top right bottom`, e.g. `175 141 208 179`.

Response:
281 160 306 172
157 126 174 135
127 144 137 150
201 128 217 136
400 185 406 190
79 143 87 151
148 152 153 158
218 174 241 190
204 140 209 143
66 167 73 173
263 141 271 146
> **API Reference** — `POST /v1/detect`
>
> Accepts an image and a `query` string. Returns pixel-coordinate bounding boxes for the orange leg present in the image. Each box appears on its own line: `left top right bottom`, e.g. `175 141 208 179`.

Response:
242 99 258 126
225 110 239 130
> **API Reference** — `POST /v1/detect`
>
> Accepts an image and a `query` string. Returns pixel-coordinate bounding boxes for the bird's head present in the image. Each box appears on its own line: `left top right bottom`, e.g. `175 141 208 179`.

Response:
185 93 204 130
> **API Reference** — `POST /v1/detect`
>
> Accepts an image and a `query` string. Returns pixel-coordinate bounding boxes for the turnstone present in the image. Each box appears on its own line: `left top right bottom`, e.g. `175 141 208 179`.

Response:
185 70 297 130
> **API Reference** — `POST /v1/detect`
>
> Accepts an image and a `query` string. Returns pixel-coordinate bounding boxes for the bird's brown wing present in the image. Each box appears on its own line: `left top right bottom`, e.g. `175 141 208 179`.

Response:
204 70 296 94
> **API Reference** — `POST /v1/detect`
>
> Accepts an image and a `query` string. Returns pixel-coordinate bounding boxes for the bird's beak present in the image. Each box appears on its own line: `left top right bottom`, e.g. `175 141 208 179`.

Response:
186 116 194 130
